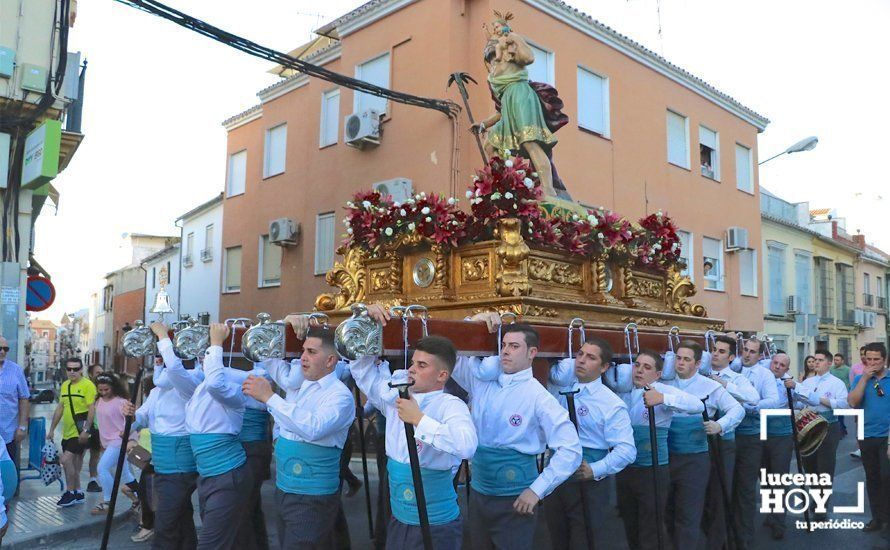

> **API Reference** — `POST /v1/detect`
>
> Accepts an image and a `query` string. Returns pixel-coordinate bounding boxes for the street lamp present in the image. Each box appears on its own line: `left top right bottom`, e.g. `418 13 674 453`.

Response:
759 136 819 165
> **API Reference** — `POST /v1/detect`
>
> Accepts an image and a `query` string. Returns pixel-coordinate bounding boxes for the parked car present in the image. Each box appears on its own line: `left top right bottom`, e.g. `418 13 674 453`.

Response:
29 388 55 404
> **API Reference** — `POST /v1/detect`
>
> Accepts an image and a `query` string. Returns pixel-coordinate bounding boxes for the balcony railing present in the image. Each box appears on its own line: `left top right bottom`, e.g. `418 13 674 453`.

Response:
183 254 193 267
864 293 875 307
200 248 213 262
879 296 887 310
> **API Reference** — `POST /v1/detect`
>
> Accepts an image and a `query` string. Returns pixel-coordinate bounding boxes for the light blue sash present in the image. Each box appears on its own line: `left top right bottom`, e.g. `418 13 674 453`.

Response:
668 415 709 455
471 446 539 497
818 410 837 424
189 433 246 477
151 434 197 474
387 459 459 526
735 411 761 436
239 408 270 443
275 438 341 496
766 414 793 437
631 425 669 467
582 447 608 465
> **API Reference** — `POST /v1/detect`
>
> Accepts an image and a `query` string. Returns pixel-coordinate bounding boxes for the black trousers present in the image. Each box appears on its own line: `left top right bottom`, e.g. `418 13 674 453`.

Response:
761 435 793 533
196 464 253 550
274 489 341 550
235 441 272 550
731 434 762 550
544 477 609 549
468 489 538 550
802 422 841 512
616 465 670 550
859 437 890 525
138 465 155 530
152 471 198 550
700 439 735 550
666 452 710 548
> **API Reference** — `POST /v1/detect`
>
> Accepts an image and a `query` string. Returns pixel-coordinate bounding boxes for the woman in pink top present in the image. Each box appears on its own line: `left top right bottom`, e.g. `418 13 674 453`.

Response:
89 373 138 515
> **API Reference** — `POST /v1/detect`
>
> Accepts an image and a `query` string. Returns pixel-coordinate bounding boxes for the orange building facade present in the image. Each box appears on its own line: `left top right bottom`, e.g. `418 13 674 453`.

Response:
219 0 769 331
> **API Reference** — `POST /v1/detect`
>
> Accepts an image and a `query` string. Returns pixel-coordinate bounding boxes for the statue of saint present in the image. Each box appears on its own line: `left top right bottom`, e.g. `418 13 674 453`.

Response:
472 11 569 198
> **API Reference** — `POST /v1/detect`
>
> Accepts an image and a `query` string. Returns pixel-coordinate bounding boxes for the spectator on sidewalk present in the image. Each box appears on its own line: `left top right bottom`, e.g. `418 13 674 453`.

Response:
47 358 96 507
0 336 29 478
0 434 18 545
85 364 105 493
90 373 139 516
850 346 866 385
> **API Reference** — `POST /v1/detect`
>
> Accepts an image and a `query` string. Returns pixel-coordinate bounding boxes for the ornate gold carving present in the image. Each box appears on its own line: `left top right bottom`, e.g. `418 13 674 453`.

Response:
633 278 664 299
621 316 670 327
472 304 559 318
707 323 726 331
371 268 391 292
315 247 368 311
665 268 708 317
431 245 448 290
494 218 530 297
528 258 582 286
388 253 402 293
461 256 490 282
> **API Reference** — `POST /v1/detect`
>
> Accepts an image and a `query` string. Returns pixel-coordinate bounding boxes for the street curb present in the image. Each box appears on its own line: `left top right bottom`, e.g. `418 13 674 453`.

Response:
3 505 132 550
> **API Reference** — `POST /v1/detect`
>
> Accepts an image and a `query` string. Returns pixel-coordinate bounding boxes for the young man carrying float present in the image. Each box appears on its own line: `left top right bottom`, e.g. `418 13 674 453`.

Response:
241 321 356 549
347 304 476 549
547 336 636 549
760 352 795 540
454 312 581 550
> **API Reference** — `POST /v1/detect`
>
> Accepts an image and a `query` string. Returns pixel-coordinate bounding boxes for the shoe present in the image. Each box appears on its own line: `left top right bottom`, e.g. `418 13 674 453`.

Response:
131 527 154 542
87 480 102 492
91 501 110 515
863 519 884 532
56 491 76 507
851 449 862 458
73 491 85 504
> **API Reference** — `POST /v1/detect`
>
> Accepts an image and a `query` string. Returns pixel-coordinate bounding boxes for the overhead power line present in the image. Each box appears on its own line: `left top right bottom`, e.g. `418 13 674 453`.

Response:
115 0 459 117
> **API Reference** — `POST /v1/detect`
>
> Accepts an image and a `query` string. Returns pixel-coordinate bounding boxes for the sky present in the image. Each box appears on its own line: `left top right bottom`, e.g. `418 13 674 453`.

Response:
33 0 890 321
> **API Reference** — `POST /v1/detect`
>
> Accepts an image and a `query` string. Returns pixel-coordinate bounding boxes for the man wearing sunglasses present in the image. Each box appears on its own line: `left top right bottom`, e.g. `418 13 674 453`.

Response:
0 336 29 480
47 358 97 506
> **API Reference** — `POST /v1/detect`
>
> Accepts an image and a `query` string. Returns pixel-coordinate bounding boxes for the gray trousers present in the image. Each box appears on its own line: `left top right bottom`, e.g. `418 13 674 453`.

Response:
152 471 198 550
235 441 272 550
731 434 762 550
385 516 463 550
196 463 253 550
274 488 342 549
467 489 538 550
616 465 670 550
544 478 609 549
762 435 793 533
802 422 841 512
666 452 710 548
860 437 890 525
701 439 735 550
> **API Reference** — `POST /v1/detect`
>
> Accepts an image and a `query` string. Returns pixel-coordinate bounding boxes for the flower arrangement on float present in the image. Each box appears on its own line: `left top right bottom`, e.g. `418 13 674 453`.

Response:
341 154 683 272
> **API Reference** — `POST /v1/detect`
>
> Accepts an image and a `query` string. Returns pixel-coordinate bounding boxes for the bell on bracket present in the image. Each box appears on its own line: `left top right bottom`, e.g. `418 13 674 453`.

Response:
151 287 174 317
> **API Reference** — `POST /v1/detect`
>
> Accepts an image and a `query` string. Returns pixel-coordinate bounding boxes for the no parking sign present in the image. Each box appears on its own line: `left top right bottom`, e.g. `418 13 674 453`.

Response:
26 275 55 312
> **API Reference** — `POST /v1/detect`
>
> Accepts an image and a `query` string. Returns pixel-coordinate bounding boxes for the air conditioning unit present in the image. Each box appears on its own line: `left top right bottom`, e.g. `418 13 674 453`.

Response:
786 295 800 314
373 178 413 204
725 227 749 251
269 217 299 246
865 311 877 328
854 308 865 326
344 109 381 149
200 248 213 262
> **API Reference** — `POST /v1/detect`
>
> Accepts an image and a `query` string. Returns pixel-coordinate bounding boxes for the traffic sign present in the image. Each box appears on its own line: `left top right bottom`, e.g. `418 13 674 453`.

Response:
26 275 55 312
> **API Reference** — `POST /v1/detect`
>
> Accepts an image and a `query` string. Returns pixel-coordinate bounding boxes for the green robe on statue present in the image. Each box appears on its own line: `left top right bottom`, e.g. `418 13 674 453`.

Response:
486 69 557 154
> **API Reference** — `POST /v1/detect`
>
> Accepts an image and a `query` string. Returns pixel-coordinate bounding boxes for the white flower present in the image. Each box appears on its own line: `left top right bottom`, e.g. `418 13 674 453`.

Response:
512 203 518 209
421 206 431 215
531 172 538 178
472 175 480 182
384 227 394 236
505 160 514 168
377 208 385 214
587 215 596 223
492 192 502 200
654 243 662 250
504 149 512 156
362 201 371 208
342 218 349 226
475 189 482 197
408 222 415 231
474 197 483 204
523 177 534 189
425 216 432 222
420 192 427 198
399 209 407 217
517 170 525 176
572 214 579 221
505 192 513 199
466 190 474 199
346 227 353 234
597 232 605 239
447 197 456 205
406 198 415 205
672 242 680 251
393 201 401 207
346 201 354 208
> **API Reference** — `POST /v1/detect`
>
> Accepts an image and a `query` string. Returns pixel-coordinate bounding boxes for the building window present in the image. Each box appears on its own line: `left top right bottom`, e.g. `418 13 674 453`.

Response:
354 53 390 115
699 126 719 180
815 257 834 323
528 43 554 86
185 232 194 266
226 150 247 197
863 273 873 306
315 213 336 275
837 338 851 366
667 110 689 169
740 249 758 297
151 267 156 289
836 264 855 325
702 236 723 291
320 89 340 148
577 67 609 137
736 144 753 193
794 251 812 313
877 276 885 309
223 246 242 293
203 224 214 261
677 230 693 282
263 123 287 178
258 235 282 288
767 244 786 313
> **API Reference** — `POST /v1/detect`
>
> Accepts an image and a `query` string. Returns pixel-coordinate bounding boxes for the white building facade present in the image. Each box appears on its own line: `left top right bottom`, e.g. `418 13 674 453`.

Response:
143 245 181 324
177 194 223 322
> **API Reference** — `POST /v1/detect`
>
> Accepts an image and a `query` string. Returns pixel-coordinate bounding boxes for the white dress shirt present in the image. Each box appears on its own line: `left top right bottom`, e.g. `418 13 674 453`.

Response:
741 362 781 413
710 366 760 405
452 356 581 499
264 369 355 448
666 374 744 435
616 382 704 427
157 338 204 400
793 372 849 412
350 355 476 472
133 385 190 436
166 345 246 435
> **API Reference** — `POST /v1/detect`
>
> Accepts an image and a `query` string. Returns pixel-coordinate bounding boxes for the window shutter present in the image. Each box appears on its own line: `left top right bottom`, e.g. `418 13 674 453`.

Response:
577 68 605 134
320 90 340 146
355 54 390 114
227 151 246 196
735 144 752 192
699 126 717 149
225 247 242 291
528 45 553 85
262 236 282 285
315 213 336 275
667 111 688 167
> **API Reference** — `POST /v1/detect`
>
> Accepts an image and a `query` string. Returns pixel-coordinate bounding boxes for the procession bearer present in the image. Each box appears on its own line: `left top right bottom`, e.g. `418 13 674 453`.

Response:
242 320 355 549
547 336 636 549
456 312 582 550
732 337 780 550
121 321 205 550
663 341 743 549
761 352 795 540
613 350 703 550
783 348 849 518
165 323 252 550
349 304 477 549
